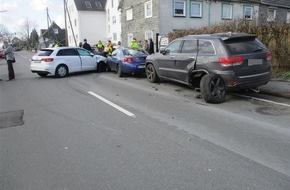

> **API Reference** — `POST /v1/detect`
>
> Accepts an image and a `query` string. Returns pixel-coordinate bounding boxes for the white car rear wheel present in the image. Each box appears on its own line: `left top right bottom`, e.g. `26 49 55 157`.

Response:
55 65 68 78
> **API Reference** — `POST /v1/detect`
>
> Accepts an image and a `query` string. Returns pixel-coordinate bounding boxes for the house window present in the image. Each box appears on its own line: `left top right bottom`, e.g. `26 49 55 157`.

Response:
287 12 290 23
112 16 117 24
107 9 110 21
74 19 77 26
53 28 59 34
145 31 153 40
190 1 202 18
113 33 117 41
267 8 276 22
174 0 186 17
126 8 133 21
95 2 103 8
244 6 253 20
128 33 133 46
112 0 114 8
145 1 152 18
222 4 233 20
85 1 92 8
69 4 74 12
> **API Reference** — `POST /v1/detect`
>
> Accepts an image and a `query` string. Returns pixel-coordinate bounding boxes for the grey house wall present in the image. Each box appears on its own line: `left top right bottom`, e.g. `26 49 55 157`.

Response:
262 0 290 8
120 0 290 46
159 1 260 35
121 0 160 47
259 4 290 23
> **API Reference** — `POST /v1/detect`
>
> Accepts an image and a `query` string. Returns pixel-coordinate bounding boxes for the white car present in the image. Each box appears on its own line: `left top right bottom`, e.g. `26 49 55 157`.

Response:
30 47 107 77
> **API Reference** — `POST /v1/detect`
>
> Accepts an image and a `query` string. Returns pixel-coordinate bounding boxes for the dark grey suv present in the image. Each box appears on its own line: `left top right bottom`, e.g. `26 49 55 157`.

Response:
145 33 272 103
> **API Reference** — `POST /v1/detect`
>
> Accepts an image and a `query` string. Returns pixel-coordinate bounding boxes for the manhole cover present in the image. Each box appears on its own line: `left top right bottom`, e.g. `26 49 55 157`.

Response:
0 110 24 129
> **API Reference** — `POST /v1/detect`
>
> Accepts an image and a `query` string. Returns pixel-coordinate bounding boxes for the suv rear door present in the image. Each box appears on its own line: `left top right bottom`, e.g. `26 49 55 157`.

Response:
222 36 271 78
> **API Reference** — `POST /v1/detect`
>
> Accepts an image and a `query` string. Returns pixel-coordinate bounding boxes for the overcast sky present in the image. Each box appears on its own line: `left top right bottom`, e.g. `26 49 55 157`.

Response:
0 0 65 36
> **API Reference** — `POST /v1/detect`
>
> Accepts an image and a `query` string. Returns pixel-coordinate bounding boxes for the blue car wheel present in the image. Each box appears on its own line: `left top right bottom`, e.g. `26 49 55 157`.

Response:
117 64 123 77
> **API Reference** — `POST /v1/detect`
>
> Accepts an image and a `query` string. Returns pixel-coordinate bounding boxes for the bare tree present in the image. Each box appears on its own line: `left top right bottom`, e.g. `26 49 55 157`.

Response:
19 18 37 48
0 24 11 42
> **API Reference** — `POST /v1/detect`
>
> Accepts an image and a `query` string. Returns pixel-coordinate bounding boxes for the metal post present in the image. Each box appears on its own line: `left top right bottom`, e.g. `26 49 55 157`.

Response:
156 33 159 52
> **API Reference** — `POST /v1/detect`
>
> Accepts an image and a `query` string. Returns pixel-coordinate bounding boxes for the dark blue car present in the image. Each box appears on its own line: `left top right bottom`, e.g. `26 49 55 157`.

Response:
107 47 148 77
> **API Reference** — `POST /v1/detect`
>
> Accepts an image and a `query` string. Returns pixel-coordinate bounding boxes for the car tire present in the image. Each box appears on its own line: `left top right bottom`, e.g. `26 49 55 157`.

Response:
97 61 106 72
55 64 68 78
200 74 226 103
37 73 48 77
107 64 111 72
146 64 159 83
117 64 123 77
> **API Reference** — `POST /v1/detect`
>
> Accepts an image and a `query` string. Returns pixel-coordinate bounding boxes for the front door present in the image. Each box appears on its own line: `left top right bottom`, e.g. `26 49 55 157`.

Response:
156 40 182 79
77 48 96 71
173 39 198 83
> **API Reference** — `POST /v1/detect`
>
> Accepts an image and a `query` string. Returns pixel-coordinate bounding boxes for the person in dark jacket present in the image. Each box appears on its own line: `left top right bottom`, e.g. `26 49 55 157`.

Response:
148 38 154 54
83 39 92 51
3 41 15 81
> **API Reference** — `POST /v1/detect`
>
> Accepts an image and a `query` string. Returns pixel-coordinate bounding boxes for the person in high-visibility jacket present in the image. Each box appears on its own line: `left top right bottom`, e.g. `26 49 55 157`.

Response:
105 40 113 56
96 40 104 53
130 38 139 49
54 41 59 48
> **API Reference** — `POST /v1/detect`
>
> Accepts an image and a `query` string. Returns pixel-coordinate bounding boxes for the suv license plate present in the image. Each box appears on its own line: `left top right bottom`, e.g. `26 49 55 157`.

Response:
248 59 262 66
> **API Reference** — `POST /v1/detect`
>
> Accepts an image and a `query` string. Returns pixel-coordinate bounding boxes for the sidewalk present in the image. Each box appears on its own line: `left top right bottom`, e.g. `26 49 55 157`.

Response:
259 79 290 99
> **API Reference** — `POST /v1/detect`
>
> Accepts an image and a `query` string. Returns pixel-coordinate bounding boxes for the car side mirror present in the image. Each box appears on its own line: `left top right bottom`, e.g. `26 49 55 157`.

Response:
160 48 169 55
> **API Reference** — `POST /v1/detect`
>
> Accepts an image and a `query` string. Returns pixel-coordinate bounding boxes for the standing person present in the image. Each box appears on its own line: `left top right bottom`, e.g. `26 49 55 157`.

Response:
143 39 150 53
138 40 143 48
83 39 92 52
130 38 139 49
149 38 155 54
79 42 83 47
106 40 113 56
96 40 104 53
3 41 15 81
116 41 122 49
53 41 59 48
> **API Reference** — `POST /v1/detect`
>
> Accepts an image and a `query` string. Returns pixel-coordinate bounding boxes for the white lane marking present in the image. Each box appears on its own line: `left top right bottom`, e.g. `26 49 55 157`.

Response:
232 93 290 108
88 91 136 118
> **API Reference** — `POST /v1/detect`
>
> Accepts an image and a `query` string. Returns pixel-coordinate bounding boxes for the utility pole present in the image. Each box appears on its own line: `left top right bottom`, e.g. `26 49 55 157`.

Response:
64 0 68 46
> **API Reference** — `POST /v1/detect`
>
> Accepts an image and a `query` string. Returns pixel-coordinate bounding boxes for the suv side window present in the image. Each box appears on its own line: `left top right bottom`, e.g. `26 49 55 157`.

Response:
198 40 215 54
181 40 198 53
165 40 182 53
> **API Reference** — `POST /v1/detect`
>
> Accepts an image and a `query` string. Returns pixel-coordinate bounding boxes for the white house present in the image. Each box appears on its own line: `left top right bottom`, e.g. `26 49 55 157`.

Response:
65 0 107 47
105 0 122 45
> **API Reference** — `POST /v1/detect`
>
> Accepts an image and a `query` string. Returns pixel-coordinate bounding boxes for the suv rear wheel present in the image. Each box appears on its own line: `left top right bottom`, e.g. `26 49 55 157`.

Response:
200 74 226 103
146 64 159 83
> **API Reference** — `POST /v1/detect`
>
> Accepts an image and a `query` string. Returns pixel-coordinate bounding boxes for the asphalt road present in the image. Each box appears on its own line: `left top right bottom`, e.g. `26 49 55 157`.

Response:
0 51 290 190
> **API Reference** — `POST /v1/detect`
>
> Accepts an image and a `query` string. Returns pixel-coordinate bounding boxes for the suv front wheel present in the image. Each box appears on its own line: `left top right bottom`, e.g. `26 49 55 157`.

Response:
146 64 159 83
200 74 226 103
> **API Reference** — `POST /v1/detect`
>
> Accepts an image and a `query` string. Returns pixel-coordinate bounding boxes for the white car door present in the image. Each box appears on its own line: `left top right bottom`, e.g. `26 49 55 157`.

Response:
77 48 97 71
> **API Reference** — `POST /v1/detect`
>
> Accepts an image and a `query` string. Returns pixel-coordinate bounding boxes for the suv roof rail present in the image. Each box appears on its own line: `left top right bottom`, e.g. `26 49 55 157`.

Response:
184 32 256 40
